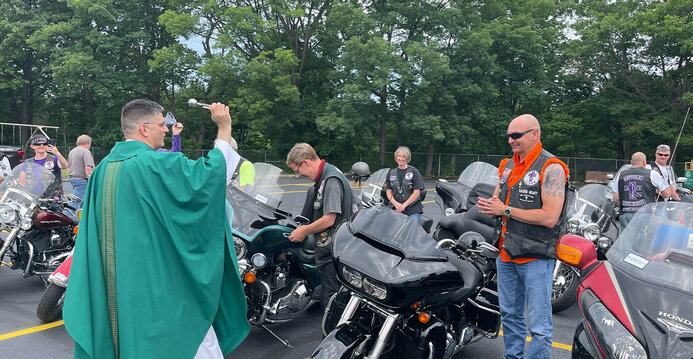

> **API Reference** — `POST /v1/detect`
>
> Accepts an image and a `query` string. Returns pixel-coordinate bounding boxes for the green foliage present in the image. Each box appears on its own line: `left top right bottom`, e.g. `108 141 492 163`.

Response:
0 0 689 167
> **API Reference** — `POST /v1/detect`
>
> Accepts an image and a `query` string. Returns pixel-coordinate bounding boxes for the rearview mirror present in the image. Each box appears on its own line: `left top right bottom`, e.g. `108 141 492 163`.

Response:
677 177 688 184
606 174 614 180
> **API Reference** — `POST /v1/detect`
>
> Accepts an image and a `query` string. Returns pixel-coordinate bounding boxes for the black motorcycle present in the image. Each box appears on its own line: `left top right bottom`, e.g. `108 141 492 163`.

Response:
435 161 499 216
0 164 78 280
311 206 501 359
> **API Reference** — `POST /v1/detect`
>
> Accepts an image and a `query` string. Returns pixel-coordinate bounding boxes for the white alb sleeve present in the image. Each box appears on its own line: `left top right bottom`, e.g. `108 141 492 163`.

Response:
214 139 241 185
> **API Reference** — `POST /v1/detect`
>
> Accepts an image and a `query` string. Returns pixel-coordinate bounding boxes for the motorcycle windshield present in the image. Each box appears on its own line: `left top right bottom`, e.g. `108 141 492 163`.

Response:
0 163 58 206
228 162 303 214
359 168 389 202
457 162 499 187
567 184 612 222
606 202 693 293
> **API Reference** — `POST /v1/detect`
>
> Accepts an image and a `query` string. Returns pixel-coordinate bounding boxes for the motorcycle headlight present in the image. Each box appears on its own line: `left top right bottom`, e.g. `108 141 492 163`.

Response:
586 302 646 359
341 266 363 288
567 219 580 233
233 236 247 260
0 204 17 223
582 223 601 242
362 277 387 300
20 217 32 230
250 253 267 269
597 236 612 250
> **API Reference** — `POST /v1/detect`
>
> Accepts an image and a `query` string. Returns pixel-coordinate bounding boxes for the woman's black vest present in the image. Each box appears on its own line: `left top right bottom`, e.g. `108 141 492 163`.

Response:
498 149 568 260
387 167 416 204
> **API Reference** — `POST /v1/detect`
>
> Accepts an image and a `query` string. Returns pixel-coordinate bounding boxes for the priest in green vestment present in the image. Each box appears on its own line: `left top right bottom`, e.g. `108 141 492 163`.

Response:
63 99 250 358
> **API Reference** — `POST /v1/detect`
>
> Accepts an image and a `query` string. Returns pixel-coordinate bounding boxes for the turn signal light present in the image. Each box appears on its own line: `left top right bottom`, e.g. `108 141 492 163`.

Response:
411 301 421 310
418 312 430 324
73 226 79 235
556 243 582 266
244 272 256 283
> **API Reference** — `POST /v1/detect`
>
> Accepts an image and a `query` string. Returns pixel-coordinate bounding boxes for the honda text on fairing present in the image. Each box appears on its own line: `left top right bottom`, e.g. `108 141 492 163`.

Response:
435 161 499 216
0 164 78 280
226 162 323 344
552 183 619 313
556 202 693 359
311 205 501 359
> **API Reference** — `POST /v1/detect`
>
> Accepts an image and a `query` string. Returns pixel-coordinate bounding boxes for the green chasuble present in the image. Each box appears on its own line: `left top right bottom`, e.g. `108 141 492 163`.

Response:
63 141 250 358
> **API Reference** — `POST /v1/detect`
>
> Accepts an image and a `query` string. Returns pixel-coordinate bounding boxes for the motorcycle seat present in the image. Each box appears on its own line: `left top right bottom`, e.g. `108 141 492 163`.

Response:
294 234 316 264
446 253 482 303
437 207 496 244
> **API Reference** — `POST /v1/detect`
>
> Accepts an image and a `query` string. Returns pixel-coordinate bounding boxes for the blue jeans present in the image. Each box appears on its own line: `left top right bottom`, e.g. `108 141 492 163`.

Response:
619 212 635 229
69 178 87 204
409 213 421 224
497 257 554 359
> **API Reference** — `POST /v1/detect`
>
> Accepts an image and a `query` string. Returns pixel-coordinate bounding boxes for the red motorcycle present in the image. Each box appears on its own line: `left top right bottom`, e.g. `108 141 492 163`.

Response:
557 201 693 358
0 164 78 279
37 250 73 322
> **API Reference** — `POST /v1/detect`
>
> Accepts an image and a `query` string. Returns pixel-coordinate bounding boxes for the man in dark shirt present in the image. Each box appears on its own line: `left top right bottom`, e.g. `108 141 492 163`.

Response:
286 143 355 309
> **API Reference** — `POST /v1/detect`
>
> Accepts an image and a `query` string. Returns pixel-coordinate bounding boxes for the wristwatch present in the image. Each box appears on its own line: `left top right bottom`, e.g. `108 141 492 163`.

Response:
503 206 513 218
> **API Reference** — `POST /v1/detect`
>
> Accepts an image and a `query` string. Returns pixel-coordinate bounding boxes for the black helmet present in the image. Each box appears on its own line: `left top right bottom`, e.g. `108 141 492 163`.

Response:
350 162 370 178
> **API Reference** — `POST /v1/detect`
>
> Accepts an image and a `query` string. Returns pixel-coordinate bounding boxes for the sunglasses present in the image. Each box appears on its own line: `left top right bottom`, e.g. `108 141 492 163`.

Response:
656 153 670 157
33 143 48 147
506 129 535 140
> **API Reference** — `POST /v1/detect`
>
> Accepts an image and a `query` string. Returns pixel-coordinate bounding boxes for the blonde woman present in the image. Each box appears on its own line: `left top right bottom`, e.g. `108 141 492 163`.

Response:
386 146 425 222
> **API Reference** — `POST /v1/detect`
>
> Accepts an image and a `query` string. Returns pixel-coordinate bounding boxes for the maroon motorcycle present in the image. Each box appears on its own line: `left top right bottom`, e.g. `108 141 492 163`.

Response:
0 164 78 280
557 201 693 358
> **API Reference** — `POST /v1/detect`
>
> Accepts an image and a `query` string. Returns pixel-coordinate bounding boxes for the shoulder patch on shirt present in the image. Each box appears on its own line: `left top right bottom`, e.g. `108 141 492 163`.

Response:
500 168 512 184
405 172 413 180
523 170 540 186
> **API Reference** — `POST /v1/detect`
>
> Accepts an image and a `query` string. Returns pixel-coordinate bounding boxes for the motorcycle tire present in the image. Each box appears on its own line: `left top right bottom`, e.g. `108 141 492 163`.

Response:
551 265 579 313
37 283 66 322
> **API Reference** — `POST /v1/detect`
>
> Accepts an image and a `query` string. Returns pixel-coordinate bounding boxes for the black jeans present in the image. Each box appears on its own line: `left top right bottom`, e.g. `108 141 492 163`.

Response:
318 261 340 309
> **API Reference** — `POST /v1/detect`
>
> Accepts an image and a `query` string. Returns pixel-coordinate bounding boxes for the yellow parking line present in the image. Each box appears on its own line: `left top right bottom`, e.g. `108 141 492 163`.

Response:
1 322 572 351
499 330 572 350
0 321 64 341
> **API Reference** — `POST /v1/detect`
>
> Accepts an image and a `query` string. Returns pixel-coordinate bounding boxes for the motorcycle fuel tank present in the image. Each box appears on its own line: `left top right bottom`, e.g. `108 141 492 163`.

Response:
34 210 73 229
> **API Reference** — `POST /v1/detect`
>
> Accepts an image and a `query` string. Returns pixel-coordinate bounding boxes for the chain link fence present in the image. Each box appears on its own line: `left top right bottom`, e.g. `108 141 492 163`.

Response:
84 147 686 184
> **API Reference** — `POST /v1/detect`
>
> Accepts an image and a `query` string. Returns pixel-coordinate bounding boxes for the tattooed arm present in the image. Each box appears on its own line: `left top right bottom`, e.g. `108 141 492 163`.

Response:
484 163 566 228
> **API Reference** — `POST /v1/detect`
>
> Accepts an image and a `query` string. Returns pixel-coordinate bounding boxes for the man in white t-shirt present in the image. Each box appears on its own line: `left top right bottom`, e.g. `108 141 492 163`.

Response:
650 144 680 201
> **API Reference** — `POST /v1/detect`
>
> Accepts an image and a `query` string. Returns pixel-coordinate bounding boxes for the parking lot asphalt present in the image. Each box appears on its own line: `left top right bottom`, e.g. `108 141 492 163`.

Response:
0 178 579 358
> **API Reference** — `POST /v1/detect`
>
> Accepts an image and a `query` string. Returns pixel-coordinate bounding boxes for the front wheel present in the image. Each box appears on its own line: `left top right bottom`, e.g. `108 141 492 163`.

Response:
37 283 66 322
551 263 579 313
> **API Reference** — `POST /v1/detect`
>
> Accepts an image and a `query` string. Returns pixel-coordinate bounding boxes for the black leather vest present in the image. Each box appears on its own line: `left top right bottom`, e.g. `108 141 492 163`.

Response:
313 163 355 236
498 149 567 259
617 166 657 213
388 167 416 204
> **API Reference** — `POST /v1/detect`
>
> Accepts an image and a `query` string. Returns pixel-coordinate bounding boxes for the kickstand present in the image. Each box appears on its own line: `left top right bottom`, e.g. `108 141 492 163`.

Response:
261 325 294 348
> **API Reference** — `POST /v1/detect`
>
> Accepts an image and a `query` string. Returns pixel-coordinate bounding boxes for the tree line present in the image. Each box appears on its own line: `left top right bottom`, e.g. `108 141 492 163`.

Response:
1 0 691 173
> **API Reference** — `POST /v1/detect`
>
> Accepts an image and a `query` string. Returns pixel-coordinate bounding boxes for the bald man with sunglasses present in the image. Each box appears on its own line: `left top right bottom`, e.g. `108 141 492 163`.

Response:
477 114 569 359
